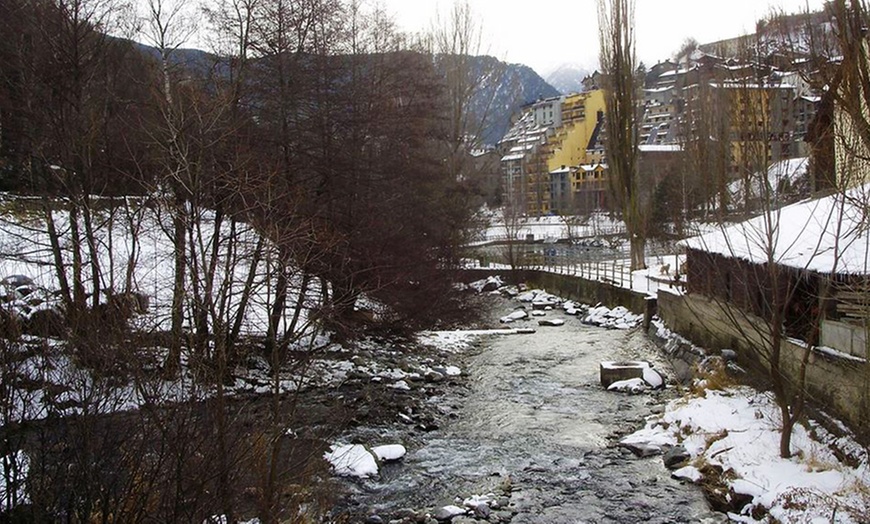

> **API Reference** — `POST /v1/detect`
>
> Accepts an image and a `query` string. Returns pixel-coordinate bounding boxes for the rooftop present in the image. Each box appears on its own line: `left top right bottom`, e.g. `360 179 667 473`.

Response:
682 184 870 275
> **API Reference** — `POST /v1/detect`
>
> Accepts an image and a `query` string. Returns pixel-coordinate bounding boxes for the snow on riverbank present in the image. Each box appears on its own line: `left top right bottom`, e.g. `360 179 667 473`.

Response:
437 274 870 523
623 385 870 522
323 443 409 479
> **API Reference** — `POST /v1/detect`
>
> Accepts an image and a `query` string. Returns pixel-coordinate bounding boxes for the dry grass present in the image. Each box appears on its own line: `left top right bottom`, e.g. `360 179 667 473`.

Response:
689 357 737 396
775 487 870 523
801 447 839 474
704 429 729 449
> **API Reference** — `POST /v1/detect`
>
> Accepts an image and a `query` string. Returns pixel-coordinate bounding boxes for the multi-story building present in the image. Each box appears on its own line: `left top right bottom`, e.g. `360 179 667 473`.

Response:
573 107 608 215
498 98 561 215
640 85 680 145
545 90 607 214
499 50 819 218
643 52 820 179
499 91 608 216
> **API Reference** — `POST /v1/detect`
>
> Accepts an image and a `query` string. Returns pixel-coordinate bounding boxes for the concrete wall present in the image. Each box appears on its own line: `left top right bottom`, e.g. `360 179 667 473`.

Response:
821 320 868 359
658 290 870 436
461 269 870 436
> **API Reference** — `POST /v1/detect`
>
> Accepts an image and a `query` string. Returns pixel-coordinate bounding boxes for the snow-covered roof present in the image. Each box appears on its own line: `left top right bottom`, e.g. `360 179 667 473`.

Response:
724 157 809 211
659 67 695 78
501 153 525 162
682 183 870 275
709 82 796 90
722 63 752 71
639 144 683 152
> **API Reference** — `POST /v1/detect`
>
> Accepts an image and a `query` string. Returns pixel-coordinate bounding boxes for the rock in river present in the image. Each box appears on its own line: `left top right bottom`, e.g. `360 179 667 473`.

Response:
663 445 691 470
433 505 467 521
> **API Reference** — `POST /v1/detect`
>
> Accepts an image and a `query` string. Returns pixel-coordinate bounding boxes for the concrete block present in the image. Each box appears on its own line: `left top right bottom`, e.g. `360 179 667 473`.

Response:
600 361 648 388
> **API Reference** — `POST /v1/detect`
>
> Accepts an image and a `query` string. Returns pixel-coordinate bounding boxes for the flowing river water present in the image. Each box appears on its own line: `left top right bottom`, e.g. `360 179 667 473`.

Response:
339 298 728 523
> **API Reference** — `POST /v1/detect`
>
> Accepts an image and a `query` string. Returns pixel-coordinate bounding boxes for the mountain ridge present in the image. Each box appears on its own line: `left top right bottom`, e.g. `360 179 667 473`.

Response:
545 63 591 96
134 42 559 146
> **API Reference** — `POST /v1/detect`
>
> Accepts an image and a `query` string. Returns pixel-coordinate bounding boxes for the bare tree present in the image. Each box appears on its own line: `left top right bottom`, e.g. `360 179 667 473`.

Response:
0 0 482 521
679 76 733 220
498 198 525 271
828 0 870 190
6 0 142 324
679 32 852 457
597 0 648 270
429 1 504 163
685 185 850 458
139 0 200 375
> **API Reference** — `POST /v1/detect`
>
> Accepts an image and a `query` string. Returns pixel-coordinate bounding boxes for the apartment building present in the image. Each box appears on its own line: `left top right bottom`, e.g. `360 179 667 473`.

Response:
642 52 819 175
499 91 608 216
498 97 561 215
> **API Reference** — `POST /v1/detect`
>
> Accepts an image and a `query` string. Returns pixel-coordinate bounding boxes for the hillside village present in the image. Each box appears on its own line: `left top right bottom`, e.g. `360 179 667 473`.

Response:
496 29 826 219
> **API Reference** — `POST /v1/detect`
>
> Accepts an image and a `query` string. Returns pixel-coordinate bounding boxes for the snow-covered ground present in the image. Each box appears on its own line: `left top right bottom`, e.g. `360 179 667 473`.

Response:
623 384 870 523
725 157 810 212
473 212 626 244
0 196 287 335
3 195 870 523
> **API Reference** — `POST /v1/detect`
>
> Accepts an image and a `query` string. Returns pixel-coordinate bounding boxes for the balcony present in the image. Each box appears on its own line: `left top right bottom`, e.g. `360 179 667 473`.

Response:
573 179 608 192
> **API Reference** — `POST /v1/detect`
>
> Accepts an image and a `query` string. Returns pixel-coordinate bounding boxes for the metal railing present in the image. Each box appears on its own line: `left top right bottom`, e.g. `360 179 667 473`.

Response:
470 240 683 294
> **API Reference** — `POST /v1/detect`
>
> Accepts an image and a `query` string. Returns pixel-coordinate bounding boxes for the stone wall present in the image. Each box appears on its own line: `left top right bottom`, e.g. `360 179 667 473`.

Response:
658 290 870 437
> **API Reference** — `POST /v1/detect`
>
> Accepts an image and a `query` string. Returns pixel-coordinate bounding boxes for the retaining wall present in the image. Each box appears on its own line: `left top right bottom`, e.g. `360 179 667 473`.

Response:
658 290 870 437
461 268 870 436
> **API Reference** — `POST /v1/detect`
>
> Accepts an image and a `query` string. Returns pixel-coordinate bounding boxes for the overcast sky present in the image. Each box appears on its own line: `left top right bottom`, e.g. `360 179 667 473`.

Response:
381 0 829 76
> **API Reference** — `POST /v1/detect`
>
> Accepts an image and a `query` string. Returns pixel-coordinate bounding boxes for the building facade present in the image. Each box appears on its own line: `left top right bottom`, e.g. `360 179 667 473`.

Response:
499 91 607 216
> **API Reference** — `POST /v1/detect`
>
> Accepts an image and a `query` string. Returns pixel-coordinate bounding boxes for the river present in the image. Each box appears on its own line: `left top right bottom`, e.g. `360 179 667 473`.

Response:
338 297 727 523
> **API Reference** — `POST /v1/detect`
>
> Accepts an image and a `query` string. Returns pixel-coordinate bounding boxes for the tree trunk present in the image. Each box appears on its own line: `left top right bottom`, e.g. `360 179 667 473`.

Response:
166 196 187 376
229 236 264 344
630 234 646 271
123 197 141 294
81 198 102 309
70 205 86 311
769 294 794 458
213 355 234 523
266 248 288 367
44 202 73 308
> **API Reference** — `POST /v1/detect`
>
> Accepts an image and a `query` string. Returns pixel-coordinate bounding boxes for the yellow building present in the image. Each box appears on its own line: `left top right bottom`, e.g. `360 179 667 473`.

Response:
547 89 605 214
500 90 607 217
535 90 606 215
546 90 606 172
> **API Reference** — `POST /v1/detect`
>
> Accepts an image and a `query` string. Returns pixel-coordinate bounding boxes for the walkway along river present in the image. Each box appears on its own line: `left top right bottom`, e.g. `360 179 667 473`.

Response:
336 296 728 523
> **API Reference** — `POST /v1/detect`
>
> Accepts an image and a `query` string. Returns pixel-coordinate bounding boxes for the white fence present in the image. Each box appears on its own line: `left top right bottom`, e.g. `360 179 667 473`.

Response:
475 221 627 244
468 243 685 296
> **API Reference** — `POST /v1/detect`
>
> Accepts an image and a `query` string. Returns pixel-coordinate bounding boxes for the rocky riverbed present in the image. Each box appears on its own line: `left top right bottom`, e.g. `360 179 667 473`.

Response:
328 289 728 523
